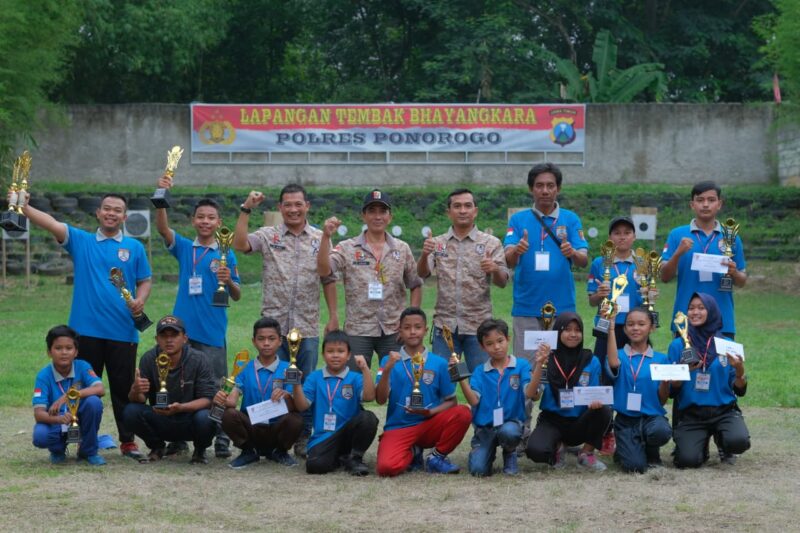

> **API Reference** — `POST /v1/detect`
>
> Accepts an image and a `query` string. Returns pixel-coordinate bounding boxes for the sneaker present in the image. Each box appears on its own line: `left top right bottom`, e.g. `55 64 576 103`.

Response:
190 448 208 465
578 451 607 471
214 438 232 459
645 446 663 468
50 451 67 464
148 448 165 462
503 450 519 475
229 449 260 469
293 436 308 460
165 441 189 456
341 454 369 476
270 449 298 467
121 441 144 461
720 452 737 466
425 454 460 474
553 444 567 469
79 454 107 466
407 445 424 472
599 433 616 456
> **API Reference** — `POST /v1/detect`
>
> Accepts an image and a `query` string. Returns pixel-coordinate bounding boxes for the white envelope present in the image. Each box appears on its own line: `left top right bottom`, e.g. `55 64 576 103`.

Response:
690 253 729 274
524 330 559 351
573 386 614 406
246 398 289 424
649 364 691 381
714 337 745 361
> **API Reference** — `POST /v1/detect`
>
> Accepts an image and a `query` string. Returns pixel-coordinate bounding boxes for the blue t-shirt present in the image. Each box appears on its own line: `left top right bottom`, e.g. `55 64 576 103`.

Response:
667 337 739 410
605 346 668 417
235 357 294 423
376 349 456 431
587 255 643 326
32 360 101 412
539 355 602 418
662 220 745 334
504 205 588 317
168 231 240 347
62 225 152 343
469 355 531 426
303 367 364 450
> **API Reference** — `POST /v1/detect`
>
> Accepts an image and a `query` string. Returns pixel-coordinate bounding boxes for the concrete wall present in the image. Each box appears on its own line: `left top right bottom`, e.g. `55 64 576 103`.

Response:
29 103 779 187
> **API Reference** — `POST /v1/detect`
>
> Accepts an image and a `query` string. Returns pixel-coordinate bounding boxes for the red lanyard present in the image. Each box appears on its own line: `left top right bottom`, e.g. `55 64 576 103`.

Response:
693 231 718 254
402 356 424 385
539 217 558 249
699 337 714 372
552 356 577 389
626 350 647 392
492 358 510 406
192 246 212 275
254 363 274 401
325 377 343 412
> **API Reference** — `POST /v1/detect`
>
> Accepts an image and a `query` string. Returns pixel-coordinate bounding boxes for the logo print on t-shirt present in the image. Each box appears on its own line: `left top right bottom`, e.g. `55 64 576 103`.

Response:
118 248 130 262
422 370 435 385
210 258 220 273
341 384 354 400
509 374 520 390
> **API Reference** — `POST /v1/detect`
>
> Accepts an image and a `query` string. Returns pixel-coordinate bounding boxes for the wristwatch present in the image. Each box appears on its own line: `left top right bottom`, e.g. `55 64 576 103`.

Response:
239 204 252 214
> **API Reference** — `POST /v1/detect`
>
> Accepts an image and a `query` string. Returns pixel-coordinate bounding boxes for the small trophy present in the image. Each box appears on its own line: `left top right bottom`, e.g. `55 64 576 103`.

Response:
599 240 616 284
633 247 648 303
541 301 557 330
209 349 250 423
646 251 662 328
1 151 32 232
719 218 739 292
151 146 183 208
410 352 425 408
444 325 470 382
593 274 629 338
155 353 171 408
212 227 234 307
65 386 82 444
674 312 700 365
284 328 302 385
109 267 153 331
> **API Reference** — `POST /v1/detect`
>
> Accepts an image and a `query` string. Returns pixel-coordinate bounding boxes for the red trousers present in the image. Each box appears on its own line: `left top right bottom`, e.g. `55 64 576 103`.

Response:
376 405 471 477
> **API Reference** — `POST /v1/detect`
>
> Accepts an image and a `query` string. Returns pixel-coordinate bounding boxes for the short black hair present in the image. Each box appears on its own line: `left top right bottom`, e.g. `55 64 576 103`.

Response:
253 317 281 338
399 306 427 324
46 325 79 351
100 193 128 208
322 330 350 352
446 188 476 208
279 184 308 203
193 198 221 216
691 181 721 199
477 318 509 345
527 163 563 189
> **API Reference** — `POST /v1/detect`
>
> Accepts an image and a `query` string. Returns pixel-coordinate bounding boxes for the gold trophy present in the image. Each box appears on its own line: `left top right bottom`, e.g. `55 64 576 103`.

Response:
1 151 32 232
593 274 629 338
109 267 153 331
409 352 425 408
673 312 699 364
719 218 739 292
209 349 250 423
65 386 82 444
646 251 663 327
541 301 557 330
151 145 184 208
212 226 234 307
444 325 470 382
599 240 616 284
633 247 648 304
284 328 302 385
155 353 171 408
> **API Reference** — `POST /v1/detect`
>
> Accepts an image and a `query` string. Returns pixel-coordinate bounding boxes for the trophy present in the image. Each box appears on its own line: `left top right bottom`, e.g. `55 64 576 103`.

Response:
65 386 82 444
599 240 616 284
444 325 470 382
593 274 629 338
410 352 425 408
151 146 183 208
109 267 153 331
155 353 171 408
646 251 662 328
674 312 700 365
284 328 302 385
1 151 32 232
719 218 739 292
541 301 557 330
209 349 250 423
212 227 234 307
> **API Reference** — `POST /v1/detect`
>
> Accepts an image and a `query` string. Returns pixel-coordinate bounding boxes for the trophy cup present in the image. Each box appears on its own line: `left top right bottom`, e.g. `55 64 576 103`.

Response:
65 386 82 444
719 218 739 292
673 312 700 365
646 251 662 328
593 274 629 338
410 352 425 408
633 247 649 305
284 328 302 385
444 325 470 382
209 349 250 423
155 353 171 408
109 267 153 331
151 146 184 208
1 151 32 232
599 240 616 284
541 301 557 330
212 227 234 307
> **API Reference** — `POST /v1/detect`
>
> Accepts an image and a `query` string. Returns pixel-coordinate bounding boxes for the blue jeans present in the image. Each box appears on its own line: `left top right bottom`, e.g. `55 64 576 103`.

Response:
468 421 523 476
613 413 672 473
278 336 319 438
33 395 103 456
431 327 488 372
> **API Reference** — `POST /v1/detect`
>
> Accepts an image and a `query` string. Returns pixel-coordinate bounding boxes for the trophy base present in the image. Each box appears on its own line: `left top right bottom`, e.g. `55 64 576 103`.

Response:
592 317 612 339
680 347 700 365
151 188 172 209
0 211 26 232
208 403 225 424
719 275 733 292
212 289 229 308
155 392 169 409
66 425 81 445
284 367 301 386
650 311 660 329
448 361 471 382
133 312 153 332
410 392 424 409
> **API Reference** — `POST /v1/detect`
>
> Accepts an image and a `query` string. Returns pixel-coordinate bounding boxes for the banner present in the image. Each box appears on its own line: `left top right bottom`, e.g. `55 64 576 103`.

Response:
191 104 585 154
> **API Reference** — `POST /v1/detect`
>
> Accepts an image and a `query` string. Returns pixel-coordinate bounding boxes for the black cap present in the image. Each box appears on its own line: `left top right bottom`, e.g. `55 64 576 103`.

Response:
156 315 185 334
362 189 392 212
609 216 635 234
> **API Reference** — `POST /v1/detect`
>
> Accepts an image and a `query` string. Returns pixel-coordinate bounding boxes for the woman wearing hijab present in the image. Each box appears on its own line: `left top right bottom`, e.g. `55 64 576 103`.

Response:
668 292 750 468
525 312 612 471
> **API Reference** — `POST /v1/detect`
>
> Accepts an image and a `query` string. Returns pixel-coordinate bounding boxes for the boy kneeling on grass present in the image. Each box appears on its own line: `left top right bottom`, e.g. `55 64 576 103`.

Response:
375 307 472 476
291 330 379 475
33 325 106 465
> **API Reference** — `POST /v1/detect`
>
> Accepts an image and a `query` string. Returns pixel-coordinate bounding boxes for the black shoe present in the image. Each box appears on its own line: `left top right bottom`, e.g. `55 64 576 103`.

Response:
341 454 369 476
190 448 208 465
215 438 232 458
165 441 189 456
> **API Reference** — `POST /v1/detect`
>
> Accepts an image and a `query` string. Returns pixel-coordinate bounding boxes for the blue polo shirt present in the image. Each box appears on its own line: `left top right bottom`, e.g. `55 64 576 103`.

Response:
469 355 531 426
587 255 643 326
376 349 456 431
662 220 745 334
32 360 101 411
667 337 738 410
168 230 240 348
235 357 294 422
62 225 151 343
303 367 364 450
504 204 588 317
605 345 668 417
539 355 601 418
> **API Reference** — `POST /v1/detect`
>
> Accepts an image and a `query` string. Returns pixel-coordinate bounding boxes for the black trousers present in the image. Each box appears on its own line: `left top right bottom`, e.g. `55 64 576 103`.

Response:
673 404 750 468
122 404 215 451
306 410 379 474
526 407 613 465
221 408 303 453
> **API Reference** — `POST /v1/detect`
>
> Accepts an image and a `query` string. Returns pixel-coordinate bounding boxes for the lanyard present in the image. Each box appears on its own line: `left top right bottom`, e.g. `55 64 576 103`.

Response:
325 377 343 413
192 246 213 275
693 231 718 254
539 216 558 251
699 337 714 372
492 358 511 406
613 262 632 278
552 355 577 389
254 364 274 401
402 357 424 385
56 378 74 413
626 351 647 392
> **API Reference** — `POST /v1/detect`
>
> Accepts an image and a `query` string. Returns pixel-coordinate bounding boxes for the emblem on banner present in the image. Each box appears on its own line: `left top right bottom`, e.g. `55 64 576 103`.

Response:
198 110 236 145
549 117 576 147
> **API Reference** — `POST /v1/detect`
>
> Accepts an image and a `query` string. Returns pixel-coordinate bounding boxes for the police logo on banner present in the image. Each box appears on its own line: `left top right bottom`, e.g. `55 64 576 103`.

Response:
550 116 576 147
509 374 520 390
579 372 590 387
341 384 354 400
422 370 435 385
118 248 130 262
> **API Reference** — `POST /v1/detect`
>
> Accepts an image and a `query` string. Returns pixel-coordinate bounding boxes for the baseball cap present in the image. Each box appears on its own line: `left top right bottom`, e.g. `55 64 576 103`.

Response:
156 315 185 334
362 189 392 212
608 216 635 234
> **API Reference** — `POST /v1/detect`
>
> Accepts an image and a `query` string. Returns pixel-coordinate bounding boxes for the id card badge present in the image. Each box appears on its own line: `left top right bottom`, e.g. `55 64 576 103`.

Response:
626 392 642 412
368 281 384 300
61 424 69 433
535 251 551 271
404 396 410 407
493 407 504 427
699 270 713 282
559 389 575 409
188 275 203 295
617 295 630 313
695 372 711 391
323 413 337 431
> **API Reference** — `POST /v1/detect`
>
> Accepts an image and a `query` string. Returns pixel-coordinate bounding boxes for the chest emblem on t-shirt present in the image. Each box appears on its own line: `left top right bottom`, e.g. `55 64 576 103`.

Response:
311 238 320 255
509 374 520 390
269 233 286 250
341 384 354 400
118 248 130 262
718 239 727 253
578 371 590 387
434 242 447 257
209 258 220 273
273 379 284 390
422 369 435 385
353 250 370 265
476 243 486 255
391 250 401 261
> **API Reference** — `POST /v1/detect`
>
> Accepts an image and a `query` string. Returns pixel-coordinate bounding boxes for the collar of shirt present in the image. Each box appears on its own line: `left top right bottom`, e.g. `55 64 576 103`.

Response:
689 219 722 234
254 357 280 372
532 202 560 220
613 255 635 264
355 231 397 251
192 237 219 249
322 367 350 379
623 344 654 358
95 229 123 242
50 362 76 382
278 222 311 237
400 346 428 362
482 355 517 372
444 225 479 242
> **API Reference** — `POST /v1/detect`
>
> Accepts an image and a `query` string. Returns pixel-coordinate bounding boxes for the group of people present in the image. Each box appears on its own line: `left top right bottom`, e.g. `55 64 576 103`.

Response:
25 163 751 475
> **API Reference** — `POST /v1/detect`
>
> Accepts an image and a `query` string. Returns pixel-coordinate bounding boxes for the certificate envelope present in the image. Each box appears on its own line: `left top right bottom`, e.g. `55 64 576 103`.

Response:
573 386 614 406
714 337 745 360
524 330 558 351
247 398 289 424
690 253 729 274
649 364 691 381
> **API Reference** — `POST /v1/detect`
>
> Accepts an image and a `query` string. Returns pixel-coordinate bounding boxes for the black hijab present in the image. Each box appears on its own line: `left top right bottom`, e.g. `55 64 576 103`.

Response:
687 292 723 361
546 312 594 390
